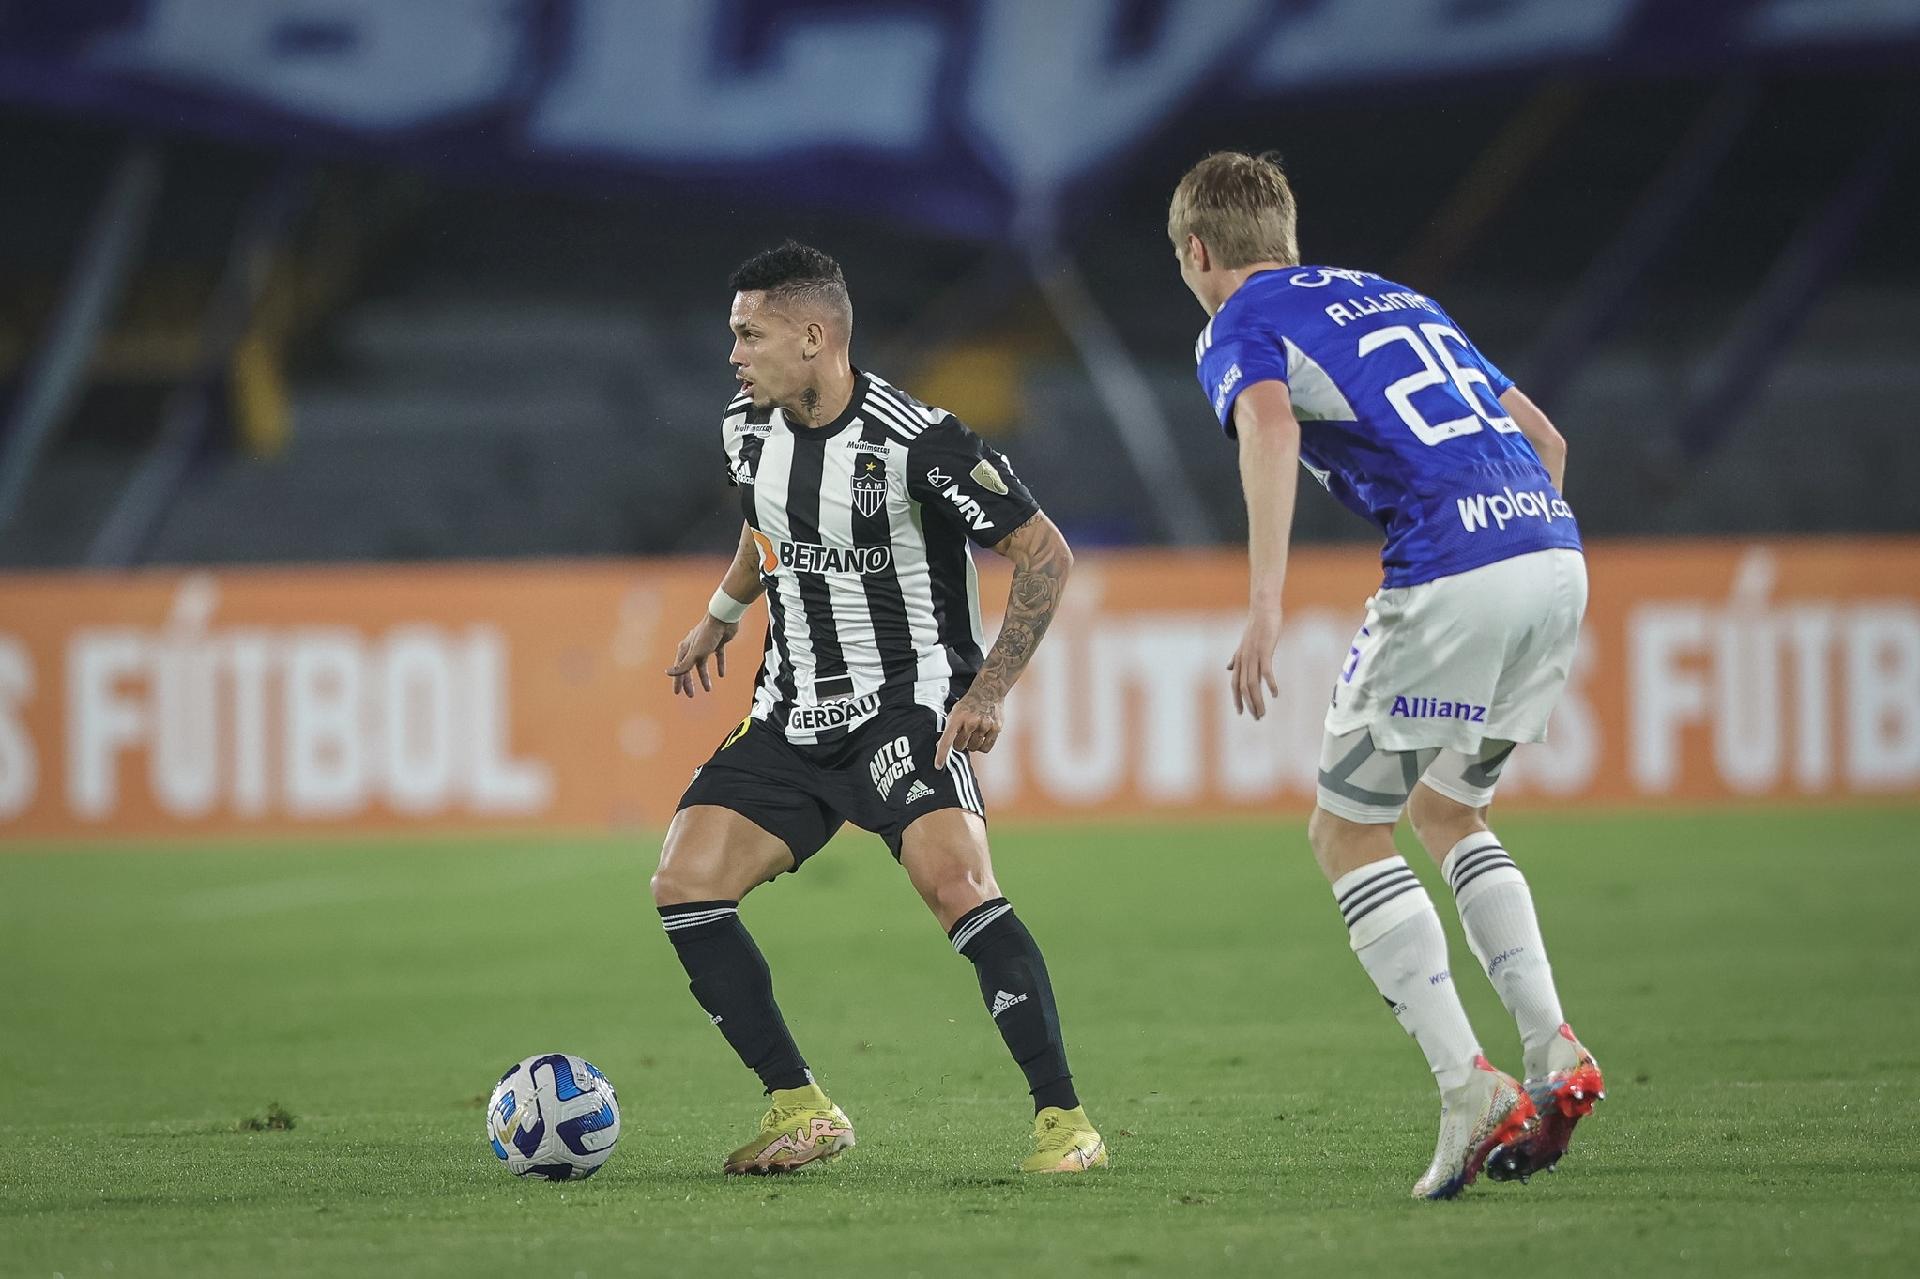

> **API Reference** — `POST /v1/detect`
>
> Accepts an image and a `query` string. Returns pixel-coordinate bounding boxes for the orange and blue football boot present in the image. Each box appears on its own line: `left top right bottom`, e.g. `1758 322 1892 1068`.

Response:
1487 1024 1604 1182
1413 1055 1537 1200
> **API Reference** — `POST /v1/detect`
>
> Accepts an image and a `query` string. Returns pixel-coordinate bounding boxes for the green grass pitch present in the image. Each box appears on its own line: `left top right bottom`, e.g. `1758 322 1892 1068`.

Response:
3 808 1917 1277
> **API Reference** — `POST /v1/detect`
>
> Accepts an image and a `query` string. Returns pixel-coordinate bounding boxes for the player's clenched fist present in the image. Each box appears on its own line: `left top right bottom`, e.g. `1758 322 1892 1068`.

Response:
666 614 739 698
935 690 1003 769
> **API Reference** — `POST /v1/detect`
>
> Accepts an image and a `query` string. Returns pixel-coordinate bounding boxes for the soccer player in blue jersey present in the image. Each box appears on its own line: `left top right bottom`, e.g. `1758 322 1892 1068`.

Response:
1169 152 1604 1200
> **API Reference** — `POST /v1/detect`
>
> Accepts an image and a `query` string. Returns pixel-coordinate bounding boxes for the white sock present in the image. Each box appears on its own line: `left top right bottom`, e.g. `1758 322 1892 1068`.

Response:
1333 855 1481 1095
1442 833 1566 1081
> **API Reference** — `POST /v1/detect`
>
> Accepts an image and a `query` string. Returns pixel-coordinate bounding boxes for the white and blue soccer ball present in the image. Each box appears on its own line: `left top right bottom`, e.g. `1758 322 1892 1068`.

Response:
486 1053 620 1180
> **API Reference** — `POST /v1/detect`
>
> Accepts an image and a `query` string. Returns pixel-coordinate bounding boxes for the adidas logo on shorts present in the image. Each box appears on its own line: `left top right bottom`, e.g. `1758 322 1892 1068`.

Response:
904 779 936 804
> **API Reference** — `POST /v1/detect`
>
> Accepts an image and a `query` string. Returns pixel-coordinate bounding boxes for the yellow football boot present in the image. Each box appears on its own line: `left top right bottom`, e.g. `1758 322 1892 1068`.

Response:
721 1084 855 1175
1019 1105 1108 1173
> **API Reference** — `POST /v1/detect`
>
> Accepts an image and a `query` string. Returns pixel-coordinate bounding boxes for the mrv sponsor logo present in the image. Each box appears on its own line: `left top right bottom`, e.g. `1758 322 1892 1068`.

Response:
1390 696 1488 723
1456 486 1573 533
789 692 881 733
923 468 995 533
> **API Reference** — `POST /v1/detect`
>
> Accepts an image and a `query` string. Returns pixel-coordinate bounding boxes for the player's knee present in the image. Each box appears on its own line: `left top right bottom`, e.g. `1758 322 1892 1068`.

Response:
909 854 998 928
1308 805 1402 881
650 841 726 907
649 860 696 908
932 872 995 924
1306 806 1343 861
1408 784 1485 855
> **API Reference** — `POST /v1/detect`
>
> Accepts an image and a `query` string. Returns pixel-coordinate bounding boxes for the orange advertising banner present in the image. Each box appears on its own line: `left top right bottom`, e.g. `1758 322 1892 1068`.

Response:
1 538 1915 840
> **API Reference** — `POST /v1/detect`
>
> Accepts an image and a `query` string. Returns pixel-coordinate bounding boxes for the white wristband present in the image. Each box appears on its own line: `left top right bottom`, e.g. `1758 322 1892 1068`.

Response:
708 587 749 625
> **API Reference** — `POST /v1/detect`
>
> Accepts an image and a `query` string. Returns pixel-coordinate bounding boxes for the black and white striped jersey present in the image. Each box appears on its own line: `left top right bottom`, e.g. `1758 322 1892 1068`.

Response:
721 370 1040 745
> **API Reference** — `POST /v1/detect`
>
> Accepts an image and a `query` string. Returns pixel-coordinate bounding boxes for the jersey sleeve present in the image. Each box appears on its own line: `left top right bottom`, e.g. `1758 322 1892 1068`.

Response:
1434 307 1515 397
906 416 1040 547
1458 329 1514 397
1474 344 1515 396
1194 308 1291 436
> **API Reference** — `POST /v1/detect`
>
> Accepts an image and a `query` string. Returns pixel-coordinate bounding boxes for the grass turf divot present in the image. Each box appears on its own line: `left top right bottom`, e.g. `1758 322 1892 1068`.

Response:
235 1103 298 1133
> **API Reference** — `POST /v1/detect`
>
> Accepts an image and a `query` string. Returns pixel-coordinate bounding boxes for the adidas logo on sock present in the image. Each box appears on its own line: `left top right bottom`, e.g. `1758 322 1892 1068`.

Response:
990 989 1028 1018
904 779 936 804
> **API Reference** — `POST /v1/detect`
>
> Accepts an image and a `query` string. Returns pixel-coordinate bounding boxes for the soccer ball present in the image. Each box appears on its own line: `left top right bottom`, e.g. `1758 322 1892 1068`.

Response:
486 1053 620 1180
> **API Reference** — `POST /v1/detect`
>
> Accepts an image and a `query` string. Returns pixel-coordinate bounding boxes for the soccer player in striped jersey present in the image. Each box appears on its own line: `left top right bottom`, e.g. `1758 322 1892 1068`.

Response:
651 241 1105 1176
1170 153 1604 1199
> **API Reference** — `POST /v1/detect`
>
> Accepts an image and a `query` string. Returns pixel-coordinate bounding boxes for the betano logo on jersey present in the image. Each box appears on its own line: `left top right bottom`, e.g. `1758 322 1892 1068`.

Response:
751 529 893 576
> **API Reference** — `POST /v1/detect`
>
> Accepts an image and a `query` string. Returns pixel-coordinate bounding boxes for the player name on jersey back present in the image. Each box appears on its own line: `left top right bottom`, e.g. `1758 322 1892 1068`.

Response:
1193 266 1582 587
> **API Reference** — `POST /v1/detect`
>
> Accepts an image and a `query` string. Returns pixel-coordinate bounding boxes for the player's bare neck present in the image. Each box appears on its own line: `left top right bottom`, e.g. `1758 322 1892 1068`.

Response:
784 361 856 428
1211 260 1293 314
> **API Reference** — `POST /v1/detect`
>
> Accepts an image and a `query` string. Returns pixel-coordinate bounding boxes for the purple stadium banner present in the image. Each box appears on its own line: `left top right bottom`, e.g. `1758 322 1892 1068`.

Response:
2 0 1917 238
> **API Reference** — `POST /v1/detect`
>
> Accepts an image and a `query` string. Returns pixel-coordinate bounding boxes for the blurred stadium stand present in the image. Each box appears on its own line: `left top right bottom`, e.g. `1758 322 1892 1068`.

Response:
0 4 1916 567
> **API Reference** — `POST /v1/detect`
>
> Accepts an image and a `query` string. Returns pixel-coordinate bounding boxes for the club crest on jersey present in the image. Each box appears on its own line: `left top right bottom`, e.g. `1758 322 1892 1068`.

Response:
851 456 888 518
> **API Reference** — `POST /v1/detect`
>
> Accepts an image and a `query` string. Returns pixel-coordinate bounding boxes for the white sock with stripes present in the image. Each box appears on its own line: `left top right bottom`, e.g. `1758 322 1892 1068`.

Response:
1442 833 1566 1082
1333 855 1481 1095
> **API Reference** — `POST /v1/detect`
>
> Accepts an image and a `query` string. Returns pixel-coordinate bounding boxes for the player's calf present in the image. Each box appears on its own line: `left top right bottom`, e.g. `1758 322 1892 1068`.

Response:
1431 826 1570 1082
945 897 1106 1170
949 898 1077 1110
658 899 815 1096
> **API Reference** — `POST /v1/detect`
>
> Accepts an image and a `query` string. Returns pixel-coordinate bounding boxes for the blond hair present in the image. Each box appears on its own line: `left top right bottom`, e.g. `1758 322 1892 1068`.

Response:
1168 151 1300 270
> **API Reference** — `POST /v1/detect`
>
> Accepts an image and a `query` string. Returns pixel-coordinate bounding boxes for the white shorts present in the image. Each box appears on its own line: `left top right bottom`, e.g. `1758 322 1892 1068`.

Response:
1316 549 1586 824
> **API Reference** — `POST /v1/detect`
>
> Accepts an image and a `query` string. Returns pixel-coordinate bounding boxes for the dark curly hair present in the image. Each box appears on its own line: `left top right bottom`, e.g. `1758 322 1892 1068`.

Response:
728 240 853 334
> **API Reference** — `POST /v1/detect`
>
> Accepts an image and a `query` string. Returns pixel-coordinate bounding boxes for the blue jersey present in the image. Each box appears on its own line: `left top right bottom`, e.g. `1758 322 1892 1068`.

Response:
1194 266 1580 587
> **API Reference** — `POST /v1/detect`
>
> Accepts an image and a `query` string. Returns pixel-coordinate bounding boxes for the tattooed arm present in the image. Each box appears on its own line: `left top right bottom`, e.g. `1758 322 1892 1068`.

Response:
933 511 1073 768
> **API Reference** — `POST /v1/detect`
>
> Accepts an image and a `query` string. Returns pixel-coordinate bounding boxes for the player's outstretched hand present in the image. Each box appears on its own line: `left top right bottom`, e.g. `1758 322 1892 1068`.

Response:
936 690 1003 770
1228 607 1283 720
667 613 739 698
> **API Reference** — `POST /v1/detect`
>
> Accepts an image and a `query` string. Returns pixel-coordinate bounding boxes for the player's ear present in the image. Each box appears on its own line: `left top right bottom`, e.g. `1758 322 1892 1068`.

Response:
1187 234 1211 273
802 320 825 359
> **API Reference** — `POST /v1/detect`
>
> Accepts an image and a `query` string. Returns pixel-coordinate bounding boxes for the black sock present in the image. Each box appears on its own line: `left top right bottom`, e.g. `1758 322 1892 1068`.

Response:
659 901 812 1093
949 898 1078 1113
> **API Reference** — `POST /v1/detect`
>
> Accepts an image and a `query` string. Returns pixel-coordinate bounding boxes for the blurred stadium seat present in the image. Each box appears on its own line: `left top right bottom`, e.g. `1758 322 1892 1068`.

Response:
1 15 1915 564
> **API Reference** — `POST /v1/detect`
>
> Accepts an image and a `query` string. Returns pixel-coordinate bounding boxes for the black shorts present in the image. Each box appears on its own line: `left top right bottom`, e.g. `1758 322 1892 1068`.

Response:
677 703 987 866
